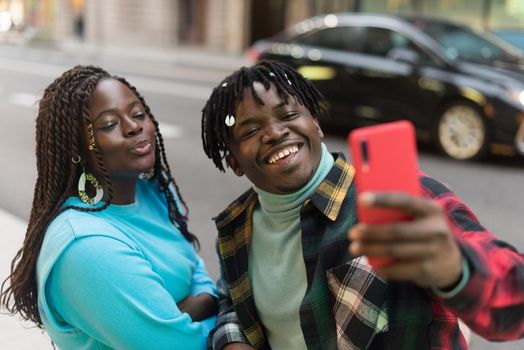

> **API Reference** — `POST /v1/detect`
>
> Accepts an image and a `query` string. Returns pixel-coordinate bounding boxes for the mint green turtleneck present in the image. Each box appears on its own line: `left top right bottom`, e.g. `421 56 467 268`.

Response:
249 143 334 350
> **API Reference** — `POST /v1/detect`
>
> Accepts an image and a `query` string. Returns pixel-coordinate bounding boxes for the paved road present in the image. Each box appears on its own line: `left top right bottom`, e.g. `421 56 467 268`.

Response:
0 46 523 349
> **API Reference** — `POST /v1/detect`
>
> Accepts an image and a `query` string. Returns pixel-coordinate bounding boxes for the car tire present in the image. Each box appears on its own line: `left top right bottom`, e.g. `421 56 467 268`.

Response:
435 101 489 160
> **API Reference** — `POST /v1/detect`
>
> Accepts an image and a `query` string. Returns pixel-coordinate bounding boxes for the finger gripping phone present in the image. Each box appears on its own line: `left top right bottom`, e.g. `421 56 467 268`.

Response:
349 120 421 268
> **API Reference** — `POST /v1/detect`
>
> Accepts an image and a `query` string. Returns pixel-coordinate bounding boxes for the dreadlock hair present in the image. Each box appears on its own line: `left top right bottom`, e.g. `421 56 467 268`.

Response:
0 65 197 328
201 60 328 172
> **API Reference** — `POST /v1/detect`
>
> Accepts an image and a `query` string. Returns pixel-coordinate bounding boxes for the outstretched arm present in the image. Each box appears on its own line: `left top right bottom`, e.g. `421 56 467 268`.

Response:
348 176 524 340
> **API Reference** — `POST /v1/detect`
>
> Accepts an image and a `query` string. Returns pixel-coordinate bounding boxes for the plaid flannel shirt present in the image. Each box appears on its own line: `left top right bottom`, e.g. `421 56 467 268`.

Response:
210 153 524 350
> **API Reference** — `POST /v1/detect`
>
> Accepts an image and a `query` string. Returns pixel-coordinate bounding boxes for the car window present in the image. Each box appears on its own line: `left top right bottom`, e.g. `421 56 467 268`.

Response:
410 20 521 64
290 26 362 52
361 27 395 57
361 27 432 63
431 24 502 61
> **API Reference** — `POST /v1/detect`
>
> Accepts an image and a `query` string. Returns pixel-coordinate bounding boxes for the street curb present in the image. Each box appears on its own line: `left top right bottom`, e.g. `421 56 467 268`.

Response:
60 41 250 72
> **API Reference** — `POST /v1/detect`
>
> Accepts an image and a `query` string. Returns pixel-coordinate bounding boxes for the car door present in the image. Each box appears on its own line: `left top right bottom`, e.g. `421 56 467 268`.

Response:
269 25 440 130
349 26 439 129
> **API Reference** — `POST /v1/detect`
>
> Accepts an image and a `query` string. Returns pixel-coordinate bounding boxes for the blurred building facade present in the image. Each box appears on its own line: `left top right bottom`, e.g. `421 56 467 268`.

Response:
288 0 524 50
0 0 523 54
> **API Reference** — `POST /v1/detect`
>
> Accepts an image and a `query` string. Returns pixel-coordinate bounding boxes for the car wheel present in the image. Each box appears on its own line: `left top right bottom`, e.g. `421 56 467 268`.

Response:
436 102 488 160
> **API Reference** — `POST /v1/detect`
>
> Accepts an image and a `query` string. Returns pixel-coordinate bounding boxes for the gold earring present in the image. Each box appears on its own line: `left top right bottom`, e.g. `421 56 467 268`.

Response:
72 154 81 164
87 123 96 151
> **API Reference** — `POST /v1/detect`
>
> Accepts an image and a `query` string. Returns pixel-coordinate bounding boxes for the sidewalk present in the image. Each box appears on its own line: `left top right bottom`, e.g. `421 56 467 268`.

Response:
0 209 53 349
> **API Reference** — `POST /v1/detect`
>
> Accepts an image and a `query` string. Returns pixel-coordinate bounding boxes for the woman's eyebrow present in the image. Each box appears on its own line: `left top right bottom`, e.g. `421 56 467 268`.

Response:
93 108 118 123
94 100 142 122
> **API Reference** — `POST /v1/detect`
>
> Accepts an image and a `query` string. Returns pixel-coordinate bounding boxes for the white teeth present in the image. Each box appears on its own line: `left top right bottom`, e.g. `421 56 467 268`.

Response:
268 145 299 164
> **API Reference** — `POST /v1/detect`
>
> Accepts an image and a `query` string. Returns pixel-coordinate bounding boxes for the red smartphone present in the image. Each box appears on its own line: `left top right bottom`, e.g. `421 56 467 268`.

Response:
349 120 421 269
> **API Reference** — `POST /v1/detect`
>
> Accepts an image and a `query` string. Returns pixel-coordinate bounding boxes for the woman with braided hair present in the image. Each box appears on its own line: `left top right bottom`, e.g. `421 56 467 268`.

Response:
1 65 217 349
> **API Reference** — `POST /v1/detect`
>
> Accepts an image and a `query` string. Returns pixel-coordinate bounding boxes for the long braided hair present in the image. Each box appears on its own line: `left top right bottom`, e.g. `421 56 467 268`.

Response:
201 60 328 171
0 65 197 328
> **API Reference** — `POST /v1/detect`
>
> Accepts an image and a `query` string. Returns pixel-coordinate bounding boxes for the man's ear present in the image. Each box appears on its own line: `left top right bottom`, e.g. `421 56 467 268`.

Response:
226 154 244 177
313 118 324 138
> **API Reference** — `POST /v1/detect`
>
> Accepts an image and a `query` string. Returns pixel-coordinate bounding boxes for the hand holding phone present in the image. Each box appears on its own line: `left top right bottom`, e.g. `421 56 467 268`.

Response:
349 121 421 268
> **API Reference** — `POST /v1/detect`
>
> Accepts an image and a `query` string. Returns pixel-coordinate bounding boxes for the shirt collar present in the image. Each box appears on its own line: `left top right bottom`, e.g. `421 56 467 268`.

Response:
215 152 354 227
308 152 355 221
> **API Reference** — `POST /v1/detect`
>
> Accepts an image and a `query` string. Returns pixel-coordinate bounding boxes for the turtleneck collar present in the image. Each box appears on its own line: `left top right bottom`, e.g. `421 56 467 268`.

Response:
253 143 334 216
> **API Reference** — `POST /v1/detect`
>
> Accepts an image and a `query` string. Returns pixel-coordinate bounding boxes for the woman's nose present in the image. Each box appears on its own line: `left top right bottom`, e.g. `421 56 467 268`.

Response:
123 116 142 136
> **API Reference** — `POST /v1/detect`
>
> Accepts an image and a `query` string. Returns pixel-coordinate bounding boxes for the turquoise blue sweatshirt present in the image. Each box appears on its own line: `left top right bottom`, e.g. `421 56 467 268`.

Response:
36 179 217 350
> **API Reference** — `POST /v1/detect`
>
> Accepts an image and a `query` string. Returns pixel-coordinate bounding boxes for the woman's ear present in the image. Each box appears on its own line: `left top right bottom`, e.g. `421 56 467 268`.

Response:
226 154 244 177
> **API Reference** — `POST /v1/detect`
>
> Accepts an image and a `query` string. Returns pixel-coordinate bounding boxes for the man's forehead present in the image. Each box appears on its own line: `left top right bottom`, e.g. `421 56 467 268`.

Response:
238 83 297 106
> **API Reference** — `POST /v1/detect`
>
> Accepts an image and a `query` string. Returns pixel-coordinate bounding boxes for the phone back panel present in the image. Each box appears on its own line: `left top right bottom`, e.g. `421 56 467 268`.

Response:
349 121 421 224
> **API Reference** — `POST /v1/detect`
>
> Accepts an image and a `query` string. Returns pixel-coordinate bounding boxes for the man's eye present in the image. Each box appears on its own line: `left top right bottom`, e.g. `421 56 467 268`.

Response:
133 112 146 119
242 128 258 139
281 112 298 120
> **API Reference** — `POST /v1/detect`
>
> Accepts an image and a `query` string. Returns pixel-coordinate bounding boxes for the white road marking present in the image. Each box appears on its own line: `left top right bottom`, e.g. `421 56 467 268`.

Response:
0 57 212 100
0 57 64 78
7 92 39 107
157 122 184 139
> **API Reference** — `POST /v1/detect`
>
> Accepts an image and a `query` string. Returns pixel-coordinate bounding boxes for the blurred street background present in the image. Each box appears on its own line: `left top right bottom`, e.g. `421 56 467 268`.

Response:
1 0 524 349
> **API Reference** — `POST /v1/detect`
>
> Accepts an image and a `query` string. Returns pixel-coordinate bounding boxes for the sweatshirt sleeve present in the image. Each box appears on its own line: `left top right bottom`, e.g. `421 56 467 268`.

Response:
190 254 218 298
46 235 208 350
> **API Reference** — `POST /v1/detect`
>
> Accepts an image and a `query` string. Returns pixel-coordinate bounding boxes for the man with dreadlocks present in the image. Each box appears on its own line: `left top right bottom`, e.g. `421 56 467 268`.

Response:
1 65 218 349
201 61 524 350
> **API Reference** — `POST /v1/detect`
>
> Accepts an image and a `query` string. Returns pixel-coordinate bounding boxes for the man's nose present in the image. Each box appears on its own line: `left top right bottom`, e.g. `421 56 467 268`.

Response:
261 121 288 144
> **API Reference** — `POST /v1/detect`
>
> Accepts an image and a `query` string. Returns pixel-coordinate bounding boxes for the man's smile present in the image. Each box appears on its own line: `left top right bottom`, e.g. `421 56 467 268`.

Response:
265 144 301 164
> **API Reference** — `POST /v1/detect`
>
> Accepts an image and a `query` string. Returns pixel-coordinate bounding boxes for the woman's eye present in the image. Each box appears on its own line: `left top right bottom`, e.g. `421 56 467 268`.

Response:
98 123 117 131
133 112 146 119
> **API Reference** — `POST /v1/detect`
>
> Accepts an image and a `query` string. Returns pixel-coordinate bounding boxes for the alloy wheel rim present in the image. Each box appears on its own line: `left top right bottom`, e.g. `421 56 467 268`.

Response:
438 105 485 160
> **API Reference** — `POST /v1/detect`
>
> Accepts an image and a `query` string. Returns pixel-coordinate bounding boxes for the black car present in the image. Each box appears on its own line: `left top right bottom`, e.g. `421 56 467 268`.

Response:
249 13 524 160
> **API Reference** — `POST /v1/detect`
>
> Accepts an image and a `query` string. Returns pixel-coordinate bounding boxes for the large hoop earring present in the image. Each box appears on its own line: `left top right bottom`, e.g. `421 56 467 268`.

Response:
78 171 104 205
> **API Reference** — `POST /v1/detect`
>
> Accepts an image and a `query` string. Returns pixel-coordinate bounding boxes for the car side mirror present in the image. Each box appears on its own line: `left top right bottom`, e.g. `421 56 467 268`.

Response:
387 47 420 65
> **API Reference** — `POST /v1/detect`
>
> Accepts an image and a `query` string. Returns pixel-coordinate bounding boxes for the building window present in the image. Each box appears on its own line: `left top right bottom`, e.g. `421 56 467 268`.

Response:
490 0 524 30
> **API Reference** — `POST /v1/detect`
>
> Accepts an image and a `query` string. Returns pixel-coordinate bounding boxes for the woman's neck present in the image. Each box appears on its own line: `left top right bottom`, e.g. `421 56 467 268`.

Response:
106 177 138 205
